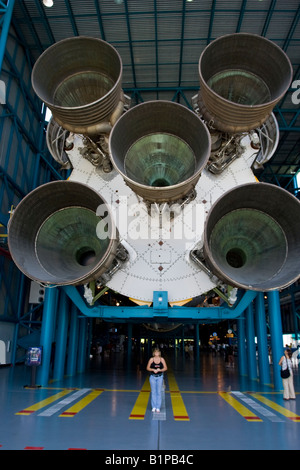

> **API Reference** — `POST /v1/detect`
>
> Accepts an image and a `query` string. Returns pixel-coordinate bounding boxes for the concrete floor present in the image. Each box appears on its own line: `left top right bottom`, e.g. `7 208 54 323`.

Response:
0 349 299 451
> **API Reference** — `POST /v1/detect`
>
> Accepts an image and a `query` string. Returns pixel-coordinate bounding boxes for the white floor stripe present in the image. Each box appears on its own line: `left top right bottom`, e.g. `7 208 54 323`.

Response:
152 385 166 421
231 391 284 422
38 388 91 417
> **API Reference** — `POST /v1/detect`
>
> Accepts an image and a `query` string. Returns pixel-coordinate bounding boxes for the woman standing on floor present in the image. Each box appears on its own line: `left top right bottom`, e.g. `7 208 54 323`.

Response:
279 348 296 400
146 348 167 413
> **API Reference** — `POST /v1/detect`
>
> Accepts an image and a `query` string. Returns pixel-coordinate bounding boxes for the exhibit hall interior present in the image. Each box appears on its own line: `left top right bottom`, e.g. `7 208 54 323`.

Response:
0 0 300 452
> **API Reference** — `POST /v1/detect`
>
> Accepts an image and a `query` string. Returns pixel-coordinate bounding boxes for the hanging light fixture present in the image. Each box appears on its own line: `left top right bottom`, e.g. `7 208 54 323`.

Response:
43 0 54 7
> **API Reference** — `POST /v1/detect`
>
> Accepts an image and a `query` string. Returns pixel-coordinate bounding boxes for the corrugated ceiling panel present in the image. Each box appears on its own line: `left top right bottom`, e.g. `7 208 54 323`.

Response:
239 11 271 35
74 16 103 38
127 0 155 13
119 68 133 88
37 0 69 16
181 40 207 65
245 0 272 10
213 0 245 8
18 0 42 17
158 63 180 87
184 12 211 40
132 43 156 65
184 0 214 10
274 0 300 10
181 62 200 87
267 12 298 39
156 0 185 12
158 41 181 65
211 11 242 37
47 18 76 42
68 0 100 16
286 43 300 66
130 14 156 42
31 20 54 44
135 65 158 87
102 15 129 42
157 14 182 40
97 0 126 15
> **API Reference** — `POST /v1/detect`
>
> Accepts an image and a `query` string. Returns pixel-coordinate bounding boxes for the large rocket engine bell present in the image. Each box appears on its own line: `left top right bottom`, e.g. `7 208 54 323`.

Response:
31 36 124 137
202 183 300 291
197 33 293 133
109 100 211 204
8 181 120 286
8 34 299 305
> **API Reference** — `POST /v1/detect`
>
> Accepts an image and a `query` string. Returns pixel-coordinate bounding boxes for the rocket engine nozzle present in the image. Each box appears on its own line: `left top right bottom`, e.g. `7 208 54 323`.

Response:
8 181 119 286
109 100 211 204
202 182 300 291
32 36 123 136
198 33 293 133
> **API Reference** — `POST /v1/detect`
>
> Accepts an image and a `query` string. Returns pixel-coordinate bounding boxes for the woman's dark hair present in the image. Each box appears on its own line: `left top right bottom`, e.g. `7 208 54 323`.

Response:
286 348 292 358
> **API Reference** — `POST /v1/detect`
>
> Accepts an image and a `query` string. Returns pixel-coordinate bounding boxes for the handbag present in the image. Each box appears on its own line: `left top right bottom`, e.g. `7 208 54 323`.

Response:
281 368 290 378
281 358 290 378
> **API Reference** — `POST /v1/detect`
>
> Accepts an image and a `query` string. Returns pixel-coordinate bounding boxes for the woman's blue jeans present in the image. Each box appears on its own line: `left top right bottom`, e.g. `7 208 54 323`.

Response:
150 374 163 410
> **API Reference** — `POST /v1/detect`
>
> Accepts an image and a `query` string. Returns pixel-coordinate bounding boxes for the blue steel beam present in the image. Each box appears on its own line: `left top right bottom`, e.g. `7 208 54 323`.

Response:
33 0 55 45
62 285 257 322
123 0 137 90
64 0 78 36
154 0 158 97
177 0 187 90
207 0 216 45
282 4 300 53
0 0 15 72
268 290 284 391
261 0 276 37
236 0 247 33
255 292 271 385
94 0 106 41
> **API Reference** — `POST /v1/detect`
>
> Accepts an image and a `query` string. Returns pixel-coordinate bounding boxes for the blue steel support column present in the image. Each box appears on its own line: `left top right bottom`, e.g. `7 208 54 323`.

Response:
268 290 283 391
237 316 247 376
127 323 132 365
12 273 26 365
0 0 15 72
53 289 69 382
194 323 200 366
66 303 79 377
77 318 87 373
37 287 58 386
255 292 271 385
246 302 257 380
290 291 299 355
88 320 93 358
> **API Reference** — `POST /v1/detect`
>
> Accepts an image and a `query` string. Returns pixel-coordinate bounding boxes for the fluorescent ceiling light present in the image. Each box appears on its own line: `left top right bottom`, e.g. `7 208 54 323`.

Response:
43 0 54 7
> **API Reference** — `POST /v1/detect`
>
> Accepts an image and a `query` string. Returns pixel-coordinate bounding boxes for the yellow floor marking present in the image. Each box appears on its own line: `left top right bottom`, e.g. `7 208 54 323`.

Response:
219 392 262 422
59 389 104 417
15 390 73 415
167 370 189 421
251 393 300 422
129 377 151 420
